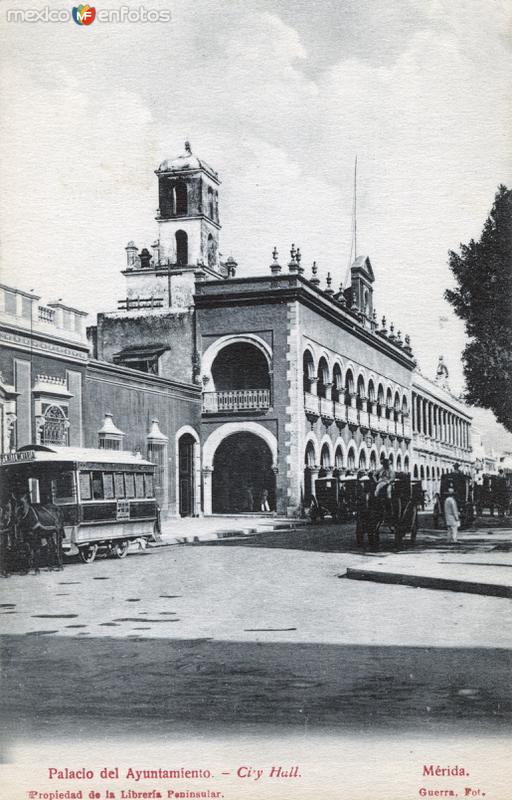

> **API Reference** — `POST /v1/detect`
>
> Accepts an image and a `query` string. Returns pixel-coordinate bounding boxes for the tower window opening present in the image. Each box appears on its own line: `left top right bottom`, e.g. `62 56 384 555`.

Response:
175 182 188 215
175 230 188 266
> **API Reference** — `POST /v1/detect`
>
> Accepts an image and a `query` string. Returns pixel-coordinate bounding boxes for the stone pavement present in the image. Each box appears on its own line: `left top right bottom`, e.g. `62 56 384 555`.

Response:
156 513 310 544
345 528 512 598
151 514 512 598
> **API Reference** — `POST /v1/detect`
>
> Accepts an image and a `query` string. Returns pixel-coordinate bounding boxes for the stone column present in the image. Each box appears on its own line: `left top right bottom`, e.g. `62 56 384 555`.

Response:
202 467 213 516
308 376 319 396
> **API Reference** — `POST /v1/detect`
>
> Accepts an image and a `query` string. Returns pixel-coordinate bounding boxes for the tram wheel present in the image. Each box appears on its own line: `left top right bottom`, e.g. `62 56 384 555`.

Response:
110 540 129 559
79 544 98 564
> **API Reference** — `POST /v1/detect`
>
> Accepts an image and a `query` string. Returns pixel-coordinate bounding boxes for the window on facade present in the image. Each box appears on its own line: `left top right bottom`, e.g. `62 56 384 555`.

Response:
102 473 115 499
41 405 68 446
79 472 92 500
114 473 125 498
135 473 145 498
124 473 135 498
91 472 104 500
144 473 154 498
52 471 75 503
208 187 215 219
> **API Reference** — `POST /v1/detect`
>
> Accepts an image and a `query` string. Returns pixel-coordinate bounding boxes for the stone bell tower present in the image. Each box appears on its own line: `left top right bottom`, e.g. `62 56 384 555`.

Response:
155 141 222 270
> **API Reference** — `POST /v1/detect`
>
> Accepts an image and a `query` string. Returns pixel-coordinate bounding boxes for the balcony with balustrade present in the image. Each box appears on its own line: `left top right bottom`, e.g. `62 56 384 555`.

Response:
202 389 271 414
202 340 272 417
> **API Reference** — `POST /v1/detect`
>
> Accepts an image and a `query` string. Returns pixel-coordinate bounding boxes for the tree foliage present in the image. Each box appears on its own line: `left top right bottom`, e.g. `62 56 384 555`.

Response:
445 185 512 431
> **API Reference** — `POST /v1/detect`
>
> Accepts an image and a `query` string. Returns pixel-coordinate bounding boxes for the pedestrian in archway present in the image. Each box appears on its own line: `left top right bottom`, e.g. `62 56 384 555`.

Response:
260 488 270 512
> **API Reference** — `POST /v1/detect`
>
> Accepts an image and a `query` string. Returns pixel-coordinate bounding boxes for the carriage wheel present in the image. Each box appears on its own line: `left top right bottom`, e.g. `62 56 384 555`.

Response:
110 540 129 559
79 544 98 564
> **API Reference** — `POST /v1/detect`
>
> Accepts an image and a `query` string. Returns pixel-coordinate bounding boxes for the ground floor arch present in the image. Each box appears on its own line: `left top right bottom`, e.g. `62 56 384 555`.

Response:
211 432 276 513
202 422 278 515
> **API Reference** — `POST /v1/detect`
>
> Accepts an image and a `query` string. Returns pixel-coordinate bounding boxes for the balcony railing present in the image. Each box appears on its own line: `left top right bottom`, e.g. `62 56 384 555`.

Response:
38 305 56 324
304 392 320 416
347 406 359 426
202 389 271 414
334 402 347 423
118 297 164 311
319 397 334 419
369 413 380 431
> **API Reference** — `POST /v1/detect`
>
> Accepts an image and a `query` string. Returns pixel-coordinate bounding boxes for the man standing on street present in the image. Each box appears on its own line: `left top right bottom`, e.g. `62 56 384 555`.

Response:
444 485 460 544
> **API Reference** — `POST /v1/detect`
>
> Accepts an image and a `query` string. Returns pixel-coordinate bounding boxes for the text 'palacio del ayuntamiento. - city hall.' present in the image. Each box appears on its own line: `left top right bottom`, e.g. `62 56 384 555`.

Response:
0 143 473 518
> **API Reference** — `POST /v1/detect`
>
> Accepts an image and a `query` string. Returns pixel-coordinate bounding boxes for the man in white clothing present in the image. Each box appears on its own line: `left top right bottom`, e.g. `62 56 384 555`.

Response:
444 486 460 543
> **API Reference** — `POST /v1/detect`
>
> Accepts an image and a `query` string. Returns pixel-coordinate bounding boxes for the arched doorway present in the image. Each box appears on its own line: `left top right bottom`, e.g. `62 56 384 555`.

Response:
178 433 196 516
212 432 275 513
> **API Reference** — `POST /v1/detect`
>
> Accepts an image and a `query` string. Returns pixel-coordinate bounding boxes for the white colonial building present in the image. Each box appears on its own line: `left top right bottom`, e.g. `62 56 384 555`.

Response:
411 362 473 502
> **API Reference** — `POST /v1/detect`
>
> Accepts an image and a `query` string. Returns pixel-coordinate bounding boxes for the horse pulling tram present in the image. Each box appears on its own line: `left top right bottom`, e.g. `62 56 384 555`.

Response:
0 445 159 573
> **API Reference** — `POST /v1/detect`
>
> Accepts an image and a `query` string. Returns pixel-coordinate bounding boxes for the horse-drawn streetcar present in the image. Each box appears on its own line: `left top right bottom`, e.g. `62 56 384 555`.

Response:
0 445 159 571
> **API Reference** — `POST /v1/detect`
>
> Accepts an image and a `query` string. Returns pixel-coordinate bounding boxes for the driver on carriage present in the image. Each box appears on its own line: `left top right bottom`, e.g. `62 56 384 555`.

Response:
374 457 395 500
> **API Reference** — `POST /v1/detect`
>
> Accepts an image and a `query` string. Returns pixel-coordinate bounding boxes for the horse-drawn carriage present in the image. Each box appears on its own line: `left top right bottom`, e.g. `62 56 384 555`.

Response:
311 474 359 522
0 445 159 574
433 471 475 529
474 473 510 517
355 472 422 549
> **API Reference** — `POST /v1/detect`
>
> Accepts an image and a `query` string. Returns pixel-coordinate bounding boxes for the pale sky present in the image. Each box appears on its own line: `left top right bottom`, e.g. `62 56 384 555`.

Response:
0 0 511 401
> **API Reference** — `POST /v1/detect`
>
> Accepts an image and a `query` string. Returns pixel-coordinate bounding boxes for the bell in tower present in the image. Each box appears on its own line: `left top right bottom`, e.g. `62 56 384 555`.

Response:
155 142 222 273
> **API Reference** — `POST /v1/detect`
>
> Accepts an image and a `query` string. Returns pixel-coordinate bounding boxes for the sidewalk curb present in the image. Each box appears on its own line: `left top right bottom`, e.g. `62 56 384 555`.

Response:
344 567 512 598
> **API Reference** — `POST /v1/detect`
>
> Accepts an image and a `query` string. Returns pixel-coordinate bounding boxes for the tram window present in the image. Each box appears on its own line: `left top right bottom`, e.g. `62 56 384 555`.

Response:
91 472 104 500
135 473 145 498
114 473 125 498
52 471 75 503
103 473 114 500
80 472 92 500
144 473 154 497
125 473 135 498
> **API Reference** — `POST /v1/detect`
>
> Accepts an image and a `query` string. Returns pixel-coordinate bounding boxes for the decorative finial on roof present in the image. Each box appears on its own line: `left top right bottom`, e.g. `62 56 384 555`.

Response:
310 261 320 286
397 330 403 345
389 322 396 341
295 247 304 274
184 140 192 154
381 315 387 335
270 246 281 275
288 243 298 273
334 281 346 304
325 272 334 296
